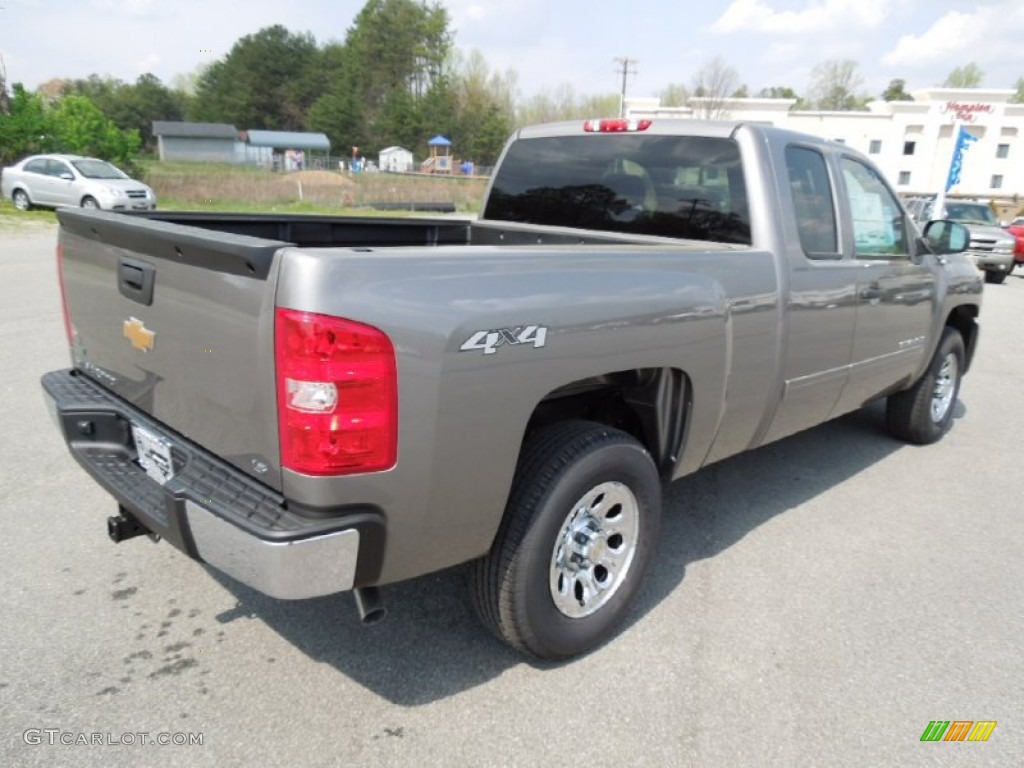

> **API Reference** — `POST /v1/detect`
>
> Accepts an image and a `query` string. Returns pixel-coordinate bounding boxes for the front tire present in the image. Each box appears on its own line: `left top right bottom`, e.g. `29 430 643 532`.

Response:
985 269 1007 285
886 327 965 444
12 189 32 211
81 196 99 209
470 421 662 660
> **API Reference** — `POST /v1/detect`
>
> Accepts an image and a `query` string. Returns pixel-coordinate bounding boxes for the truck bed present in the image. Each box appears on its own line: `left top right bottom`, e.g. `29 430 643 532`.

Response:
117 210 727 249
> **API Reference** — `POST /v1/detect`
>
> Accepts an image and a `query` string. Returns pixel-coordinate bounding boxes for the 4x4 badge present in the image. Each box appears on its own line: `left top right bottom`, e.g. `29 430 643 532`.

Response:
460 325 548 355
123 317 155 352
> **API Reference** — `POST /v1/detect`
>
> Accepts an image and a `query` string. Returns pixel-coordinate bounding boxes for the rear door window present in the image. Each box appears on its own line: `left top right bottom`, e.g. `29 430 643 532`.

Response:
784 145 839 258
46 159 73 178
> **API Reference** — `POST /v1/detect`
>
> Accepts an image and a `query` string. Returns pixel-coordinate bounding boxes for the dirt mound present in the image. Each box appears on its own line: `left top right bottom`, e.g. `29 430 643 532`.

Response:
289 170 354 187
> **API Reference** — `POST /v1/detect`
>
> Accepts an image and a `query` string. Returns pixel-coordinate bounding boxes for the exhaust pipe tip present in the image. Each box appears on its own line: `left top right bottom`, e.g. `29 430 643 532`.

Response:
353 587 387 626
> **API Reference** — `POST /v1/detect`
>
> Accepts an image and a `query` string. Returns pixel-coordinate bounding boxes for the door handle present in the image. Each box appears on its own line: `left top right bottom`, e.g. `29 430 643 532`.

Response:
118 257 155 306
860 283 882 302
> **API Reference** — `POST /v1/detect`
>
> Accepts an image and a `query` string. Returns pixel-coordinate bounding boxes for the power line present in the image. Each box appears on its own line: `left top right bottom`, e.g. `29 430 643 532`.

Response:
614 57 638 117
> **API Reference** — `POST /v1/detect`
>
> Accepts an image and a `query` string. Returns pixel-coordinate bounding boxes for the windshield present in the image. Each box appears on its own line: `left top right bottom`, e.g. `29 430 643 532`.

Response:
71 159 128 180
943 203 996 226
484 134 752 245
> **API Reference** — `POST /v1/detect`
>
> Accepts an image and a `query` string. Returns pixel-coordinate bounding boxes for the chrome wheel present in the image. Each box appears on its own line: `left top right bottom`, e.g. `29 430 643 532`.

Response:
549 481 640 619
13 190 30 211
930 353 958 423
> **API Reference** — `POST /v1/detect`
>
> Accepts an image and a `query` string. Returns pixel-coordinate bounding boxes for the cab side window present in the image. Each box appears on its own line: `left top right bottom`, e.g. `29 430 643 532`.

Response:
785 146 838 257
840 157 909 259
46 160 72 178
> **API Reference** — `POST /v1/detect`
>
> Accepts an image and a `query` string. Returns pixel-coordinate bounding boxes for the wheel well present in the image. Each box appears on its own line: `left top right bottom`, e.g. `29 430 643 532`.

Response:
945 305 979 372
524 367 689 476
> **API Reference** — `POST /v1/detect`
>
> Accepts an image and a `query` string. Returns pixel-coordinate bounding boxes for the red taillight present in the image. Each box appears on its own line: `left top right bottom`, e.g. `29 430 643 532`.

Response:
274 308 397 475
56 243 74 347
583 118 652 133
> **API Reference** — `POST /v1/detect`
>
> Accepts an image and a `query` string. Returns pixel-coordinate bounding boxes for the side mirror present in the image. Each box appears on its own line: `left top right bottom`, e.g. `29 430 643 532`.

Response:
922 220 970 255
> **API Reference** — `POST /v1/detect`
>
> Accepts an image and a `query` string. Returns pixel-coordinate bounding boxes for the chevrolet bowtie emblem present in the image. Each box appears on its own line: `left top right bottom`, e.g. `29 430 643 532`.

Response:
123 317 155 352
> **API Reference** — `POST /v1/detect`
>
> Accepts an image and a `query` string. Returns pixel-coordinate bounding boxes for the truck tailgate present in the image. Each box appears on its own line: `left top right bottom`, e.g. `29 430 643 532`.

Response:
57 209 287 490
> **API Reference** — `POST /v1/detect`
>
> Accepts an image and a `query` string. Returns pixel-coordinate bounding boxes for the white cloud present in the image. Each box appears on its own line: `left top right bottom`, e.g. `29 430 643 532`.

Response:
442 0 524 27
135 53 161 75
713 0 889 35
93 0 159 18
882 5 1021 69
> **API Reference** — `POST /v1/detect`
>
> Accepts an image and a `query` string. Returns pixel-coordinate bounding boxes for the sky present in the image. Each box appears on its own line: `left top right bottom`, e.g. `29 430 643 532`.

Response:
1 0 1022 102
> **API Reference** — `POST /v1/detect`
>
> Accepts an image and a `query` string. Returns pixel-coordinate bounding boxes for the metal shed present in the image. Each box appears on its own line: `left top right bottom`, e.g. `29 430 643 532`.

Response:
152 121 240 163
379 146 415 173
243 130 332 170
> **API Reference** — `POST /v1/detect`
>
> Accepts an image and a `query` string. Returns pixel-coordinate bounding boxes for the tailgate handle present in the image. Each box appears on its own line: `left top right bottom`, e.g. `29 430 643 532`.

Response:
118 257 155 306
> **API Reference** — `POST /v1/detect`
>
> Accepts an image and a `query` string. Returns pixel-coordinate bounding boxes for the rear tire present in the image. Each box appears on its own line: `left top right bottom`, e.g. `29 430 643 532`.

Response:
470 421 662 660
886 327 964 445
12 189 32 211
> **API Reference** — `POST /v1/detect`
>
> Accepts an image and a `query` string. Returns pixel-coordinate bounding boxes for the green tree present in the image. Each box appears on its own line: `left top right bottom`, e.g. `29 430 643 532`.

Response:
658 83 689 108
0 56 9 116
882 78 913 102
67 74 185 149
0 84 55 164
450 50 515 164
1010 76 1024 104
308 74 365 158
758 86 799 100
806 59 867 110
48 95 141 166
191 25 321 129
467 104 512 165
415 77 457 152
341 0 453 146
943 63 983 88
309 2 454 156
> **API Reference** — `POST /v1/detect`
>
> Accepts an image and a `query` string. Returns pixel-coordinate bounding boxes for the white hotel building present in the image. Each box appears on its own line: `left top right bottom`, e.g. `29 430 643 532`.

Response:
626 88 1024 207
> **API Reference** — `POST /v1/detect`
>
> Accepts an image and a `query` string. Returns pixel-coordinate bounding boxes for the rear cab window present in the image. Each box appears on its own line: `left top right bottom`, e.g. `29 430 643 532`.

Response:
484 134 752 245
784 145 839 258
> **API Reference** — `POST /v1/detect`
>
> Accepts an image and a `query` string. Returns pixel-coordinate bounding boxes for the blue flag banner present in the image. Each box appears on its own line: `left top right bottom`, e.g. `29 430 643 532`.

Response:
945 126 979 192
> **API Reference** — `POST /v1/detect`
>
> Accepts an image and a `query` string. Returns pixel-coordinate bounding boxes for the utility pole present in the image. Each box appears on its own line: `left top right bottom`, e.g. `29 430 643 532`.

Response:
614 57 638 117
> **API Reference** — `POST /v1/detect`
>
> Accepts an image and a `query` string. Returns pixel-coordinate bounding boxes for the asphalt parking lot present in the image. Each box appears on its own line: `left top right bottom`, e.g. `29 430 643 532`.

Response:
1 222 1021 767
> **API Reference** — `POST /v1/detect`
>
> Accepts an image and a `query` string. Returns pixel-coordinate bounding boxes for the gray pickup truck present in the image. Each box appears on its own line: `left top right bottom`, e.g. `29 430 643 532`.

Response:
42 119 982 659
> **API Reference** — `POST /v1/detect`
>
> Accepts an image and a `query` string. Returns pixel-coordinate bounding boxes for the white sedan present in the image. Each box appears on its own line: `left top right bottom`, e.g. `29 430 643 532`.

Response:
1 154 157 211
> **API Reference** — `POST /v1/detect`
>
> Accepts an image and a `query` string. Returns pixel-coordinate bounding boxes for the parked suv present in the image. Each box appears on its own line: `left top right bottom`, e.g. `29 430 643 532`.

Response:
910 198 1015 284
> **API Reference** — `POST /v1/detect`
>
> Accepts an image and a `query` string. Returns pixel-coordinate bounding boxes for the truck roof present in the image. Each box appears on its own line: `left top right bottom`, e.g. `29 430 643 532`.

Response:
514 118 842 150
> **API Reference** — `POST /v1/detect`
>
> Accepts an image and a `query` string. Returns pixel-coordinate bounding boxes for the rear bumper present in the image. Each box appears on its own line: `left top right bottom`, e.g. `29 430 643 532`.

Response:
41 368 384 599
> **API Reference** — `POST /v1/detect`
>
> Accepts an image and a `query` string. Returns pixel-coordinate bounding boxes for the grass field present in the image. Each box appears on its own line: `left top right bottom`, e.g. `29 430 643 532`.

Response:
141 161 489 214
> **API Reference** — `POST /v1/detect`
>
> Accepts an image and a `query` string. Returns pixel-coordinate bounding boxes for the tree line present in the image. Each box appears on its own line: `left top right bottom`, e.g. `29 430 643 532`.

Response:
662 58 1024 117
2 0 1024 169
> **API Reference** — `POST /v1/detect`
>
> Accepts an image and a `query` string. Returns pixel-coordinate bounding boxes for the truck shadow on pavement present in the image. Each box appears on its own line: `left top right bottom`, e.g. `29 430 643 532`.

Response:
208 399 966 706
